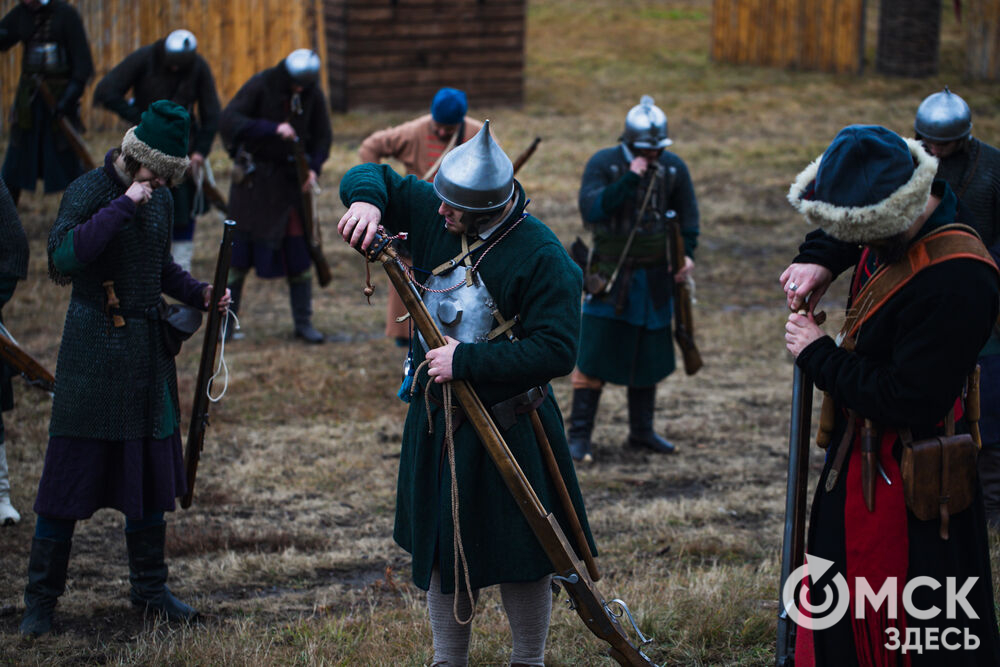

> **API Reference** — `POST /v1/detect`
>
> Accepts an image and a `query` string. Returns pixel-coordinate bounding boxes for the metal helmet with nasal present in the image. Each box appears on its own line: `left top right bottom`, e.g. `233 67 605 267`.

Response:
433 119 514 217
622 95 672 150
164 29 197 70
914 86 972 143
284 49 321 88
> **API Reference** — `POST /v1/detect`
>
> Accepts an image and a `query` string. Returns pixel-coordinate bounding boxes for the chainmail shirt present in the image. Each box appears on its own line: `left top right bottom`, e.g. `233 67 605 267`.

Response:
937 137 1000 249
47 165 179 440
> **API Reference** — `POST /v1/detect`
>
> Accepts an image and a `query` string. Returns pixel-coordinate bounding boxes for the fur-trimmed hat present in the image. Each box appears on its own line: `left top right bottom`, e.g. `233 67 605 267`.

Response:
787 124 938 244
121 100 191 185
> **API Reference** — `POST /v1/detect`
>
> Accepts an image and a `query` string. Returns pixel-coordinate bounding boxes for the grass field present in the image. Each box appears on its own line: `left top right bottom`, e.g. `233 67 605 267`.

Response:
2 1 999 665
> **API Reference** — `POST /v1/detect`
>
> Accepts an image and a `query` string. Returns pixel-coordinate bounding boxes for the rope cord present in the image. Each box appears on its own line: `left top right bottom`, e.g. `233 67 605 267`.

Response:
408 210 529 294
208 308 236 402
413 359 475 624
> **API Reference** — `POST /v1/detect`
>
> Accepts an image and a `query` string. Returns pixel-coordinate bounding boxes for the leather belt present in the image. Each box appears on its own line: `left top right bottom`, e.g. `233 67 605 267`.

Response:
490 385 547 430
424 384 547 432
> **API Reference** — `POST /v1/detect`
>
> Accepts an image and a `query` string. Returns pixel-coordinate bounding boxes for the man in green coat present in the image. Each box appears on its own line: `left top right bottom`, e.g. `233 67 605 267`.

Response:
338 121 596 667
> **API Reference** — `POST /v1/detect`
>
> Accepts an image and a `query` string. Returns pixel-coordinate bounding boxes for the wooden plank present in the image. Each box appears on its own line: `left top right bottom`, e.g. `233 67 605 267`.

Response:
346 19 523 39
346 67 523 87
346 4 524 22
346 34 524 53
338 49 522 70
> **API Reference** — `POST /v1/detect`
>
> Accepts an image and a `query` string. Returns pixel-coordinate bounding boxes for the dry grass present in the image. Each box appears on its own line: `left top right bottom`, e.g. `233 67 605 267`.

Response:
2 1 999 665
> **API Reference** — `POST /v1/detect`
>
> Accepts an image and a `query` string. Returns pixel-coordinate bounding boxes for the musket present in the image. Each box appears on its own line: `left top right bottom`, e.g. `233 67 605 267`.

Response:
357 230 661 667
34 77 97 171
776 363 813 666
181 219 236 509
512 137 541 176
291 139 333 287
666 208 702 375
201 178 229 216
0 322 55 393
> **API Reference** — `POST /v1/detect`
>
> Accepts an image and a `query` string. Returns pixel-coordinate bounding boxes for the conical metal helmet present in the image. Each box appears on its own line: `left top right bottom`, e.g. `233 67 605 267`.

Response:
914 86 972 142
284 49 321 87
622 95 672 150
164 29 197 69
433 120 514 213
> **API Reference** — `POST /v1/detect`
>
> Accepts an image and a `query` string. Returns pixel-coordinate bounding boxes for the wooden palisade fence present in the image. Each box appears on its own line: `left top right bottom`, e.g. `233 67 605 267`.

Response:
1 0 526 133
965 0 1000 80
711 0 866 74
1 0 328 132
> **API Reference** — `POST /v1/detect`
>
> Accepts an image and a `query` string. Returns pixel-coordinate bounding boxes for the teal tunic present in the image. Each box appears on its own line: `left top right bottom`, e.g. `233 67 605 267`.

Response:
340 164 596 593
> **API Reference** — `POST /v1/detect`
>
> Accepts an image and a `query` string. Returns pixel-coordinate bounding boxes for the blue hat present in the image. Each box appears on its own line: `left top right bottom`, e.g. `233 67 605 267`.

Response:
788 125 938 243
430 88 467 125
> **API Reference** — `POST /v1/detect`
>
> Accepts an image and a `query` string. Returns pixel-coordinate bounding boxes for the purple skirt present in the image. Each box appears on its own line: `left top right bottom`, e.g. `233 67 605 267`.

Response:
33 432 187 520
231 232 311 279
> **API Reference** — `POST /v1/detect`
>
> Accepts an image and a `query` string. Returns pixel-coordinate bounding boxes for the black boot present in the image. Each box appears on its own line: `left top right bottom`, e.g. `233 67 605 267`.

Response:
626 386 676 454
126 524 198 622
20 537 72 636
223 276 244 342
567 388 602 462
289 280 324 344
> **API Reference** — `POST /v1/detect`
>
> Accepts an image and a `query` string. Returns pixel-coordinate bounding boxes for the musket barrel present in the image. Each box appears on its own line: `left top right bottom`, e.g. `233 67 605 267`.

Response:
182 219 236 509
776 364 813 665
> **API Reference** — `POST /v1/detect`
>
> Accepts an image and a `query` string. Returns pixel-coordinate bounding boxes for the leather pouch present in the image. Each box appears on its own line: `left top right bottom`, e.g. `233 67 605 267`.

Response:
569 237 607 295
158 301 203 356
900 432 977 540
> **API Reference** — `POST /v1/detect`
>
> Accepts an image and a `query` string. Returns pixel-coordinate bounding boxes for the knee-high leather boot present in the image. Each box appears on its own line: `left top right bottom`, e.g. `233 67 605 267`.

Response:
626 385 676 454
20 537 72 636
567 388 601 462
126 523 198 622
289 279 324 344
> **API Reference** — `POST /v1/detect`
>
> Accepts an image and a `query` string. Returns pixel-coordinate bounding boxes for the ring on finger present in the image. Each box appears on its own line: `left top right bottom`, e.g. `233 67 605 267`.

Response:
789 282 798 292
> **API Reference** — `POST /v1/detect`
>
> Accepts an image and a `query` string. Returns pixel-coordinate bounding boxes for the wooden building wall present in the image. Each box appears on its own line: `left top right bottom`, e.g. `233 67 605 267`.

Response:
966 0 1000 80
324 0 525 111
711 0 866 74
1 0 328 132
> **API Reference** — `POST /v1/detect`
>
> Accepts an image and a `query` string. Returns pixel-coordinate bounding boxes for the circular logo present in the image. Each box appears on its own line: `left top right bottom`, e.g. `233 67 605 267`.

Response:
782 554 851 631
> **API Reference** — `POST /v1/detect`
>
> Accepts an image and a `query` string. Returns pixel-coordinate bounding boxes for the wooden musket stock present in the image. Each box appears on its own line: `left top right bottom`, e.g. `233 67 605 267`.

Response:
0 325 55 393
776 365 813 666
35 78 97 171
667 211 702 375
357 231 660 667
182 219 236 509
201 178 229 215
292 139 333 287
512 137 541 176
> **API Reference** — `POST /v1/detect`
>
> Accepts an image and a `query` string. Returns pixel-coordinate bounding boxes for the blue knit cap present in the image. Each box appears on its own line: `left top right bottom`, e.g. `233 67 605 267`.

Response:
813 125 915 207
430 88 467 125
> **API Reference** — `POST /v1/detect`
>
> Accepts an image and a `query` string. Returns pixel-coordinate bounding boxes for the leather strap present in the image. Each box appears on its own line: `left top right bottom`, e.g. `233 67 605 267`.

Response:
838 224 998 344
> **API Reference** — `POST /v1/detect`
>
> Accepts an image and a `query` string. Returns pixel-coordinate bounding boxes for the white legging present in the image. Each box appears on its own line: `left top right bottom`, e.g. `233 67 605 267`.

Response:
427 568 552 666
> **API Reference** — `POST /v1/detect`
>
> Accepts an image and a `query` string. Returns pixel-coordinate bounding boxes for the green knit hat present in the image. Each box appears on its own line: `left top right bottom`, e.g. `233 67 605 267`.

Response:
121 100 191 184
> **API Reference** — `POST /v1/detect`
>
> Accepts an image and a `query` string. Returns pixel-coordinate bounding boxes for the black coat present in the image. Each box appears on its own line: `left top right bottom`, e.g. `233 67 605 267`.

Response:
794 186 1000 666
0 0 93 192
219 63 332 245
93 40 220 158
